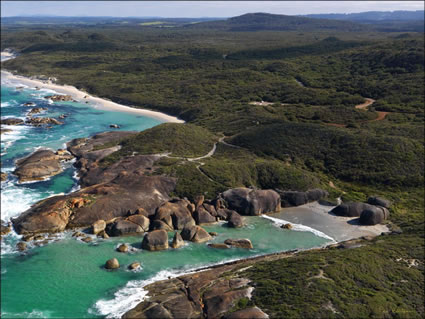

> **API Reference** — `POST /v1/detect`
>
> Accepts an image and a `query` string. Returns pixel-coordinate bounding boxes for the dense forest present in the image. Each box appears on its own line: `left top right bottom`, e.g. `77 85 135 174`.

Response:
1 13 424 316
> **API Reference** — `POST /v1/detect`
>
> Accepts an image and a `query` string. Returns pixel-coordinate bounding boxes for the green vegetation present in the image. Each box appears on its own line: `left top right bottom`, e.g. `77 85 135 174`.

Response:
242 233 424 318
1 13 423 317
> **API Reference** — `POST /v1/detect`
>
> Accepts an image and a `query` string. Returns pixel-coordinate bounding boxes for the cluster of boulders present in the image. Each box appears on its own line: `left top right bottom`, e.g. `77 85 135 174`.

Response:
13 148 74 183
44 94 73 102
25 116 63 126
330 196 391 225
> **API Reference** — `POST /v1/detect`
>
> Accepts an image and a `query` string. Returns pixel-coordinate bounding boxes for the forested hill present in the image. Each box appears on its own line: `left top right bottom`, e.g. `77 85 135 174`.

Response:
187 12 370 32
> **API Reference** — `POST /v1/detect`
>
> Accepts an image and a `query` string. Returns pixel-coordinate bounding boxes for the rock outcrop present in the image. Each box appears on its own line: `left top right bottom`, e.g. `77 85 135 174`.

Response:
1 118 24 125
277 188 328 207
13 149 63 183
181 225 212 243
142 230 169 251
222 188 281 216
1 172 7 182
123 255 268 319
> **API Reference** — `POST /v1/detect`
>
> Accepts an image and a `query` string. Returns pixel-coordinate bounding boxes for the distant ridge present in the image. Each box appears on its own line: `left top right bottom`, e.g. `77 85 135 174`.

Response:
185 12 370 32
303 10 425 22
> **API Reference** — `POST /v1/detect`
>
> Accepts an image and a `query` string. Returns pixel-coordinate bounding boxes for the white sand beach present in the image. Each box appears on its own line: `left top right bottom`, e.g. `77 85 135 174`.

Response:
268 201 389 242
1 60 184 123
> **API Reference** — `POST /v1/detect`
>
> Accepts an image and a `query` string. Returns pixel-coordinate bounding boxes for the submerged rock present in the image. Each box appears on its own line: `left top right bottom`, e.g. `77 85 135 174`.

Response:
28 107 47 115
105 258 120 269
222 188 281 216
224 238 253 249
128 262 141 270
13 149 63 183
281 223 293 230
82 237 93 243
208 243 230 249
16 241 27 251
25 117 63 126
1 220 11 236
142 230 169 251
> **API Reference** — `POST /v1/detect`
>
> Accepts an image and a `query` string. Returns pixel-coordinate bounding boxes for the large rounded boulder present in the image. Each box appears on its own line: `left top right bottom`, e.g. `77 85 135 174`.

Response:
360 206 390 225
181 225 211 243
193 206 216 225
330 202 376 217
109 220 144 237
222 188 281 216
367 196 391 209
141 230 169 251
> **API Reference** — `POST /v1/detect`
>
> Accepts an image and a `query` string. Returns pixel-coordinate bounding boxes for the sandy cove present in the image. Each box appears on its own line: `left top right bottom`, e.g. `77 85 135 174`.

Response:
269 201 389 242
1 69 184 123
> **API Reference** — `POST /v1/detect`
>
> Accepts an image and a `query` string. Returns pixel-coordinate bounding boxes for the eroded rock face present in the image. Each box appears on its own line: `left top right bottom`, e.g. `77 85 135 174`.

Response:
154 199 196 230
13 149 63 182
12 174 175 234
330 202 376 217
222 188 281 216
142 230 169 251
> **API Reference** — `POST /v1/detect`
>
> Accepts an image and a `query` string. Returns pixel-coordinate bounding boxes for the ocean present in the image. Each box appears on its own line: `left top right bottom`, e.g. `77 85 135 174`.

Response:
0 73 332 318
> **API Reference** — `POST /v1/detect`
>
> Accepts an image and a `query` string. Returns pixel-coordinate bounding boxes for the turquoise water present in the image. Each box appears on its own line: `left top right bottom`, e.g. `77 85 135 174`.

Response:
1 78 331 318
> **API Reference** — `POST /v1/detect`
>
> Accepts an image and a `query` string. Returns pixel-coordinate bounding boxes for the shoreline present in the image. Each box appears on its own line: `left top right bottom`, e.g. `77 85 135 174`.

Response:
0 68 184 123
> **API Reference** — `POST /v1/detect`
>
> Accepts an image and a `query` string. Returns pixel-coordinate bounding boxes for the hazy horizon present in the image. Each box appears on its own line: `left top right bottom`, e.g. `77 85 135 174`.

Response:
1 1 424 18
